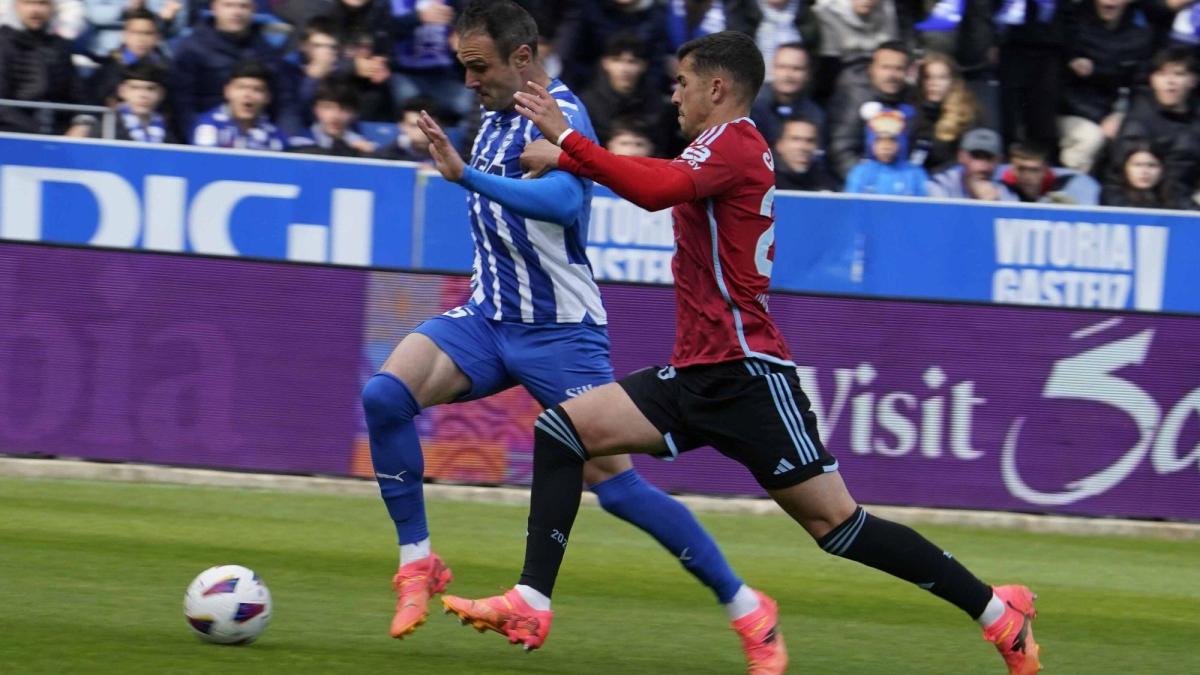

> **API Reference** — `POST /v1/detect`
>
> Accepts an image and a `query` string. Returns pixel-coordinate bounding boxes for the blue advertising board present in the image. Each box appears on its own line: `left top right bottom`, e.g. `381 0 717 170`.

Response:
0 134 416 267
4 133 1200 314
773 192 1199 314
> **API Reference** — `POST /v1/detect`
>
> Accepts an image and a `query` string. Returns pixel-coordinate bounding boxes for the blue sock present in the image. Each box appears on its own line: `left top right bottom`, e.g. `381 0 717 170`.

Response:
591 469 743 603
361 372 427 546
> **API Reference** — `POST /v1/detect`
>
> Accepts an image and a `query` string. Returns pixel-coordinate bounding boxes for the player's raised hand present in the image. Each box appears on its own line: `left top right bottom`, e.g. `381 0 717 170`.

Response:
416 110 466 182
520 139 563 179
513 81 570 144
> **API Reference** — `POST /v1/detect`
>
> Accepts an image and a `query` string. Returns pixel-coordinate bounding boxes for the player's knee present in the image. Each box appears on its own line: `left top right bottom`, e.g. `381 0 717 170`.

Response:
361 373 418 427
534 406 589 464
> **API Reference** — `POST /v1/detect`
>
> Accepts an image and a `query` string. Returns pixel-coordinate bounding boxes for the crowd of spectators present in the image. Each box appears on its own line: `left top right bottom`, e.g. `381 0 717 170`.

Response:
3 0 1200 210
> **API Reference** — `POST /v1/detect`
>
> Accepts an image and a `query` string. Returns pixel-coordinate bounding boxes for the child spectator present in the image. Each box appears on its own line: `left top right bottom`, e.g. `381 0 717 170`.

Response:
171 0 297 138
112 60 173 142
375 97 436 162
844 107 928 195
604 118 655 157
579 31 674 157
88 8 170 105
1114 47 1200 204
827 40 912 179
82 0 185 58
190 60 288 151
289 76 375 156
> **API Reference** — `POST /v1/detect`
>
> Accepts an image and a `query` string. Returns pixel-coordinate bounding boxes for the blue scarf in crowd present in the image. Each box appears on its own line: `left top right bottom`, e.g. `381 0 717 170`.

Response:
118 104 167 143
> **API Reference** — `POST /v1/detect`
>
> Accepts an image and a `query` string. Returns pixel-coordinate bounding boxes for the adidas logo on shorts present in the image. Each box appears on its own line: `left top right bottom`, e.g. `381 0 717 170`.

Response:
773 458 796 475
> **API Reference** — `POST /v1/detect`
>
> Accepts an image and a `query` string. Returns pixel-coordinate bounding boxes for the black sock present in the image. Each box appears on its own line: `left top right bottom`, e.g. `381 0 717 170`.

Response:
518 406 589 598
818 506 993 619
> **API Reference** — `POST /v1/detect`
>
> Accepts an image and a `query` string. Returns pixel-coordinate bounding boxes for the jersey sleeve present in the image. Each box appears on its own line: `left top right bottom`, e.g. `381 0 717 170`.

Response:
670 127 745 199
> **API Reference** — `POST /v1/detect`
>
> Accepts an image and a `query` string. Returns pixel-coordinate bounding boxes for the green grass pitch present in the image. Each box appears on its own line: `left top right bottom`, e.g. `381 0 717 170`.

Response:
2 476 1198 674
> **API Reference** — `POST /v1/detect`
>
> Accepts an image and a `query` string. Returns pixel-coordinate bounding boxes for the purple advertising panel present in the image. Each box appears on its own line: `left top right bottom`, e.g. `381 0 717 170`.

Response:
3 241 1197 521
0 243 365 475
604 286 1200 521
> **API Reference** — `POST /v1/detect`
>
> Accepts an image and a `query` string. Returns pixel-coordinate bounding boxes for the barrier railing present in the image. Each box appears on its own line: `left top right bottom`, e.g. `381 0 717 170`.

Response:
0 100 117 139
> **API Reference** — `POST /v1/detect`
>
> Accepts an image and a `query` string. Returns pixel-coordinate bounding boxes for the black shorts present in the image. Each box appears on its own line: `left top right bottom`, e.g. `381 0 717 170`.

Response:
619 359 839 490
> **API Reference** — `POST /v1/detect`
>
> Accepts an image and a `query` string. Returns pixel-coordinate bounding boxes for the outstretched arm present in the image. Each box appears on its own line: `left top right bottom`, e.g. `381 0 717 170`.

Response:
513 82 695 212
556 132 695 212
417 110 583 226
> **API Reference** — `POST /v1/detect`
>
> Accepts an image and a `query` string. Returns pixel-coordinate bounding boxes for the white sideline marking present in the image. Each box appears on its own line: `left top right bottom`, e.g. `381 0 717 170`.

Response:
1 456 1197 540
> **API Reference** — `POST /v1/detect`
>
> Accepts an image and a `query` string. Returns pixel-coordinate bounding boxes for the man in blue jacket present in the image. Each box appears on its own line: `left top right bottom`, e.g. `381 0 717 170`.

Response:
170 0 299 138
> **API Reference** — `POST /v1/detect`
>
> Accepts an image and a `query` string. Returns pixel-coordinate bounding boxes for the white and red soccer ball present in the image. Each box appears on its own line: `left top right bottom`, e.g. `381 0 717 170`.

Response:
183 565 272 644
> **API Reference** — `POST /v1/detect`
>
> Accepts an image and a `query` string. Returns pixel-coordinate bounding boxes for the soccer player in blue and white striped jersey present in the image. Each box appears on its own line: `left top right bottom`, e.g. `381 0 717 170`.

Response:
360 0 763 650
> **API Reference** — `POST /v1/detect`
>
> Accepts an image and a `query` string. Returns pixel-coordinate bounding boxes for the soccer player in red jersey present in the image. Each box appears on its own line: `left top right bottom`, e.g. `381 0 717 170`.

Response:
443 32 1040 675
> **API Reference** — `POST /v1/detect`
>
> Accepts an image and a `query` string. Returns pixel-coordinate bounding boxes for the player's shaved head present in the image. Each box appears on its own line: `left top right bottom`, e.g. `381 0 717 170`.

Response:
676 31 765 105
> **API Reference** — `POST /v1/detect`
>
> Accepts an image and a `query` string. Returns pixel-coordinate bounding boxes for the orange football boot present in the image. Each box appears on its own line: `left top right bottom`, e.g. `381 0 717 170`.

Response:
731 590 788 675
983 584 1042 674
442 588 554 651
389 553 453 639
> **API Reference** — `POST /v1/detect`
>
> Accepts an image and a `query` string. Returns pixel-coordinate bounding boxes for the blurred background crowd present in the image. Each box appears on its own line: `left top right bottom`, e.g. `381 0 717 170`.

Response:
3 0 1199 210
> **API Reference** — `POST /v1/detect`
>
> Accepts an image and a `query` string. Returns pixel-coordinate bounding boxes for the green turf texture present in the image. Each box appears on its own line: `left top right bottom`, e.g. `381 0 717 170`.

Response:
2 477 1197 674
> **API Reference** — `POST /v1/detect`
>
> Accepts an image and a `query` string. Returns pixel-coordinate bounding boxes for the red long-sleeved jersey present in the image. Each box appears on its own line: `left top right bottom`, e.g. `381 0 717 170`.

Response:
559 118 792 367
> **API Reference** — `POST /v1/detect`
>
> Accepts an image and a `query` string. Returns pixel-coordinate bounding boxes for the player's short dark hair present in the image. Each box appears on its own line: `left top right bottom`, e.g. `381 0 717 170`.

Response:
226 60 273 87
676 31 764 104
602 30 648 61
873 40 910 62
314 76 359 109
302 16 338 43
120 60 167 85
1152 45 1197 75
121 7 160 28
457 0 538 59
1009 141 1050 163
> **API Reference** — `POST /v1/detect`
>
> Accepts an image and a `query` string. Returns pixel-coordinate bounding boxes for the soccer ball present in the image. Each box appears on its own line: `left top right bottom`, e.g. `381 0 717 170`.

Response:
183 564 272 644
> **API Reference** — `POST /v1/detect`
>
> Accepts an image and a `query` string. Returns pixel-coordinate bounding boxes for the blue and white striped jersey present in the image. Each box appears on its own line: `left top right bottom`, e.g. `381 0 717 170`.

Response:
465 80 607 325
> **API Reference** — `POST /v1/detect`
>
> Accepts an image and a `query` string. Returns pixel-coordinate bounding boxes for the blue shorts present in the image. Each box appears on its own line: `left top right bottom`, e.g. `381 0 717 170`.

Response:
414 304 613 408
